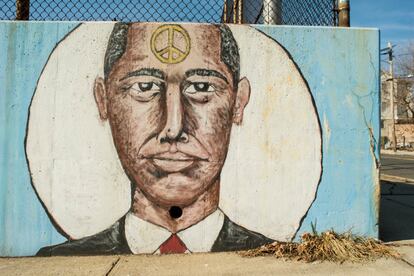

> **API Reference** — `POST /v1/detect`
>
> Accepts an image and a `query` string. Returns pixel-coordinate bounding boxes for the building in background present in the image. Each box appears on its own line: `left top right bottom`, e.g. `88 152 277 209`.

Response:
381 71 414 148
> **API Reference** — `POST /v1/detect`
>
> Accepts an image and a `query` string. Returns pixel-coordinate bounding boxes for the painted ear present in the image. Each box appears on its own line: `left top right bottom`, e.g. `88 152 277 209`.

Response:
93 77 108 120
233 77 251 125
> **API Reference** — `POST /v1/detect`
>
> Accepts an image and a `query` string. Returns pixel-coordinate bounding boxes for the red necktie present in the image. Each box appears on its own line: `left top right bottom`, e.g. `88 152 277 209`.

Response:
159 234 187 254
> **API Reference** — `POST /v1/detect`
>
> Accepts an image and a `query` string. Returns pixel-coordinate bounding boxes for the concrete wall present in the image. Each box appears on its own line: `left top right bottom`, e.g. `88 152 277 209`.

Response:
0 22 380 256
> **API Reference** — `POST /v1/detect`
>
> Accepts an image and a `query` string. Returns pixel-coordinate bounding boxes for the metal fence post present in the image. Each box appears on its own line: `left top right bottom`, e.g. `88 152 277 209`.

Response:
263 0 282 25
16 0 30 20
338 0 350 27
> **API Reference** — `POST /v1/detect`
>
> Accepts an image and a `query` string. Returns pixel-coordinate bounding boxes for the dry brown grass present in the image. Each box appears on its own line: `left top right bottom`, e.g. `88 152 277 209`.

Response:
240 231 399 263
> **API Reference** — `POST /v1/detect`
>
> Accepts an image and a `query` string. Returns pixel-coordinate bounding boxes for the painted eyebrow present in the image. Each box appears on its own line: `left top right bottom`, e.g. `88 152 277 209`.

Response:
120 68 165 81
185 69 229 84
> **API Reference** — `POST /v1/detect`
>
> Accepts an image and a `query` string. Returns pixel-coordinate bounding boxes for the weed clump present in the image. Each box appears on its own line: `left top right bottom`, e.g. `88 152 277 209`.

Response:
240 231 399 263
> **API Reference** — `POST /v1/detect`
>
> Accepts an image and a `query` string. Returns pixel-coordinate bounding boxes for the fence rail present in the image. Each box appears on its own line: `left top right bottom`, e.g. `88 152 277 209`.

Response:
2 0 338 26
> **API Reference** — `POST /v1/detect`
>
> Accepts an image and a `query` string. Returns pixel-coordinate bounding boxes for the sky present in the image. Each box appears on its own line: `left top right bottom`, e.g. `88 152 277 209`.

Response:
351 0 414 54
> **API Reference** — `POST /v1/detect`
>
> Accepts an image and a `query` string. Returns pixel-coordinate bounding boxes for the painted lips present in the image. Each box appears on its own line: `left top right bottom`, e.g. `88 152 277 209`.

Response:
150 152 203 173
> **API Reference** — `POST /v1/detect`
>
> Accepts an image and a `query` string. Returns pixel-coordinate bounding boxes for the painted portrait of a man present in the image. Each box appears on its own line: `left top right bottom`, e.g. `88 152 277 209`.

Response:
25 22 322 256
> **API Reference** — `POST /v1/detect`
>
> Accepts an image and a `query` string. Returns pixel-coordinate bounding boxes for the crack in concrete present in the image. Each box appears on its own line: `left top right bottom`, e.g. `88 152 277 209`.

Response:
367 52 380 167
105 257 121 276
350 51 381 224
381 181 397 195
400 257 414 269
350 52 379 169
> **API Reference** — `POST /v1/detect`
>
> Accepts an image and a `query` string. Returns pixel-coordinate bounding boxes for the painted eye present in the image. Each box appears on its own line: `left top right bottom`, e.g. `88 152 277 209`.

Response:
185 82 215 94
126 82 162 102
130 82 161 93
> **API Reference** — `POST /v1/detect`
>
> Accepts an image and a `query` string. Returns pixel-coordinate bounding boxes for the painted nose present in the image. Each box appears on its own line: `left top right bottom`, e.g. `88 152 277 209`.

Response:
158 84 189 144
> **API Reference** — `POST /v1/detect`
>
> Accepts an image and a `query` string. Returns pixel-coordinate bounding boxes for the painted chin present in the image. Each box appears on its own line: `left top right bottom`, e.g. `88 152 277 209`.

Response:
143 175 207 207
131 160 219 206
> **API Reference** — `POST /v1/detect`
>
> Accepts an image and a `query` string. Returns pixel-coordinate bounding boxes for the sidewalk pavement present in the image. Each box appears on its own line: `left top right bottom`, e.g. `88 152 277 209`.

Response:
380 181 414 242
1 249 414 276
382 149 414 156
381 174 414 184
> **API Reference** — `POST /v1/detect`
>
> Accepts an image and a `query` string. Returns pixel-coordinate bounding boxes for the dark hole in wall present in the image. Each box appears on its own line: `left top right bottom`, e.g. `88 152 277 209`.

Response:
169 206 183 219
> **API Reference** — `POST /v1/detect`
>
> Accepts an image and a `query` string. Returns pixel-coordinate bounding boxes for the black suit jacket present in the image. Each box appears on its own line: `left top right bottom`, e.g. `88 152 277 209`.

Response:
37 215 273 256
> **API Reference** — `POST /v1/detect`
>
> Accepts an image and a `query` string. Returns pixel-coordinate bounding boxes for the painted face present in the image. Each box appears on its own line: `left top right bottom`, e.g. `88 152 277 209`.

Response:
95 23 249 208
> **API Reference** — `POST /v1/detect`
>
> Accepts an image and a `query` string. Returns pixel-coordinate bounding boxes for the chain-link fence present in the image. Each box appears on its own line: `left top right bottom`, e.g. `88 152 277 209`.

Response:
1 0 338 26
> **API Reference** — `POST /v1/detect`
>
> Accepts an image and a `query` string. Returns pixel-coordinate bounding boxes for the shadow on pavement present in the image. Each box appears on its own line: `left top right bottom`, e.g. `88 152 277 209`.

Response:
380 181 414 242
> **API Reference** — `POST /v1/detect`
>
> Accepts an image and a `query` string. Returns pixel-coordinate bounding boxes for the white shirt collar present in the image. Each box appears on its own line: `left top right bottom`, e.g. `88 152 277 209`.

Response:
124 209 225 254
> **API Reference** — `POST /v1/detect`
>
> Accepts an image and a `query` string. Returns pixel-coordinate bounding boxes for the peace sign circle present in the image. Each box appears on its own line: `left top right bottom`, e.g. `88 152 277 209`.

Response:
150 24 191 64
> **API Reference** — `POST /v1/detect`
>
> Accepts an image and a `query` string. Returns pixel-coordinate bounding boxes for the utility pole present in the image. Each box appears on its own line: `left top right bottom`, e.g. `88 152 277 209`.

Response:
387 42 397 152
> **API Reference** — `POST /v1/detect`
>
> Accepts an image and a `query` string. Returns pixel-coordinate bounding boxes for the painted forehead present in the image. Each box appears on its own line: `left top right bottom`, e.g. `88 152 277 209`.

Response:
126 23 222 63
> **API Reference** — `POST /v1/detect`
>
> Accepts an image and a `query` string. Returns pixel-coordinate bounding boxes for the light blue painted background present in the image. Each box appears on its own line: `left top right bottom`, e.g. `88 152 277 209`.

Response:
0 22 379 256
254 26 380 240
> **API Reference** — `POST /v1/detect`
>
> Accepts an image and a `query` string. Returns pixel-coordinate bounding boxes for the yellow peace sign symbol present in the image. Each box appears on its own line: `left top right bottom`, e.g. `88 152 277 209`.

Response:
150 24 191 64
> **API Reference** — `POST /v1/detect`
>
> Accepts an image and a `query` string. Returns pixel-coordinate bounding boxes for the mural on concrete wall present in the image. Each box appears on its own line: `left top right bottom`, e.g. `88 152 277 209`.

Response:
23 22 324 255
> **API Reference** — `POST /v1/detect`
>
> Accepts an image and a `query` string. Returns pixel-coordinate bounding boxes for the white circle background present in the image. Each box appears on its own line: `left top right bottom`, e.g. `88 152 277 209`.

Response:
26 23 322 241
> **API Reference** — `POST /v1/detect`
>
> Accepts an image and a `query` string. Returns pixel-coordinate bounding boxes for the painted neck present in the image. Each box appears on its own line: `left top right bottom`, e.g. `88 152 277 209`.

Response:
131 180 220 233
